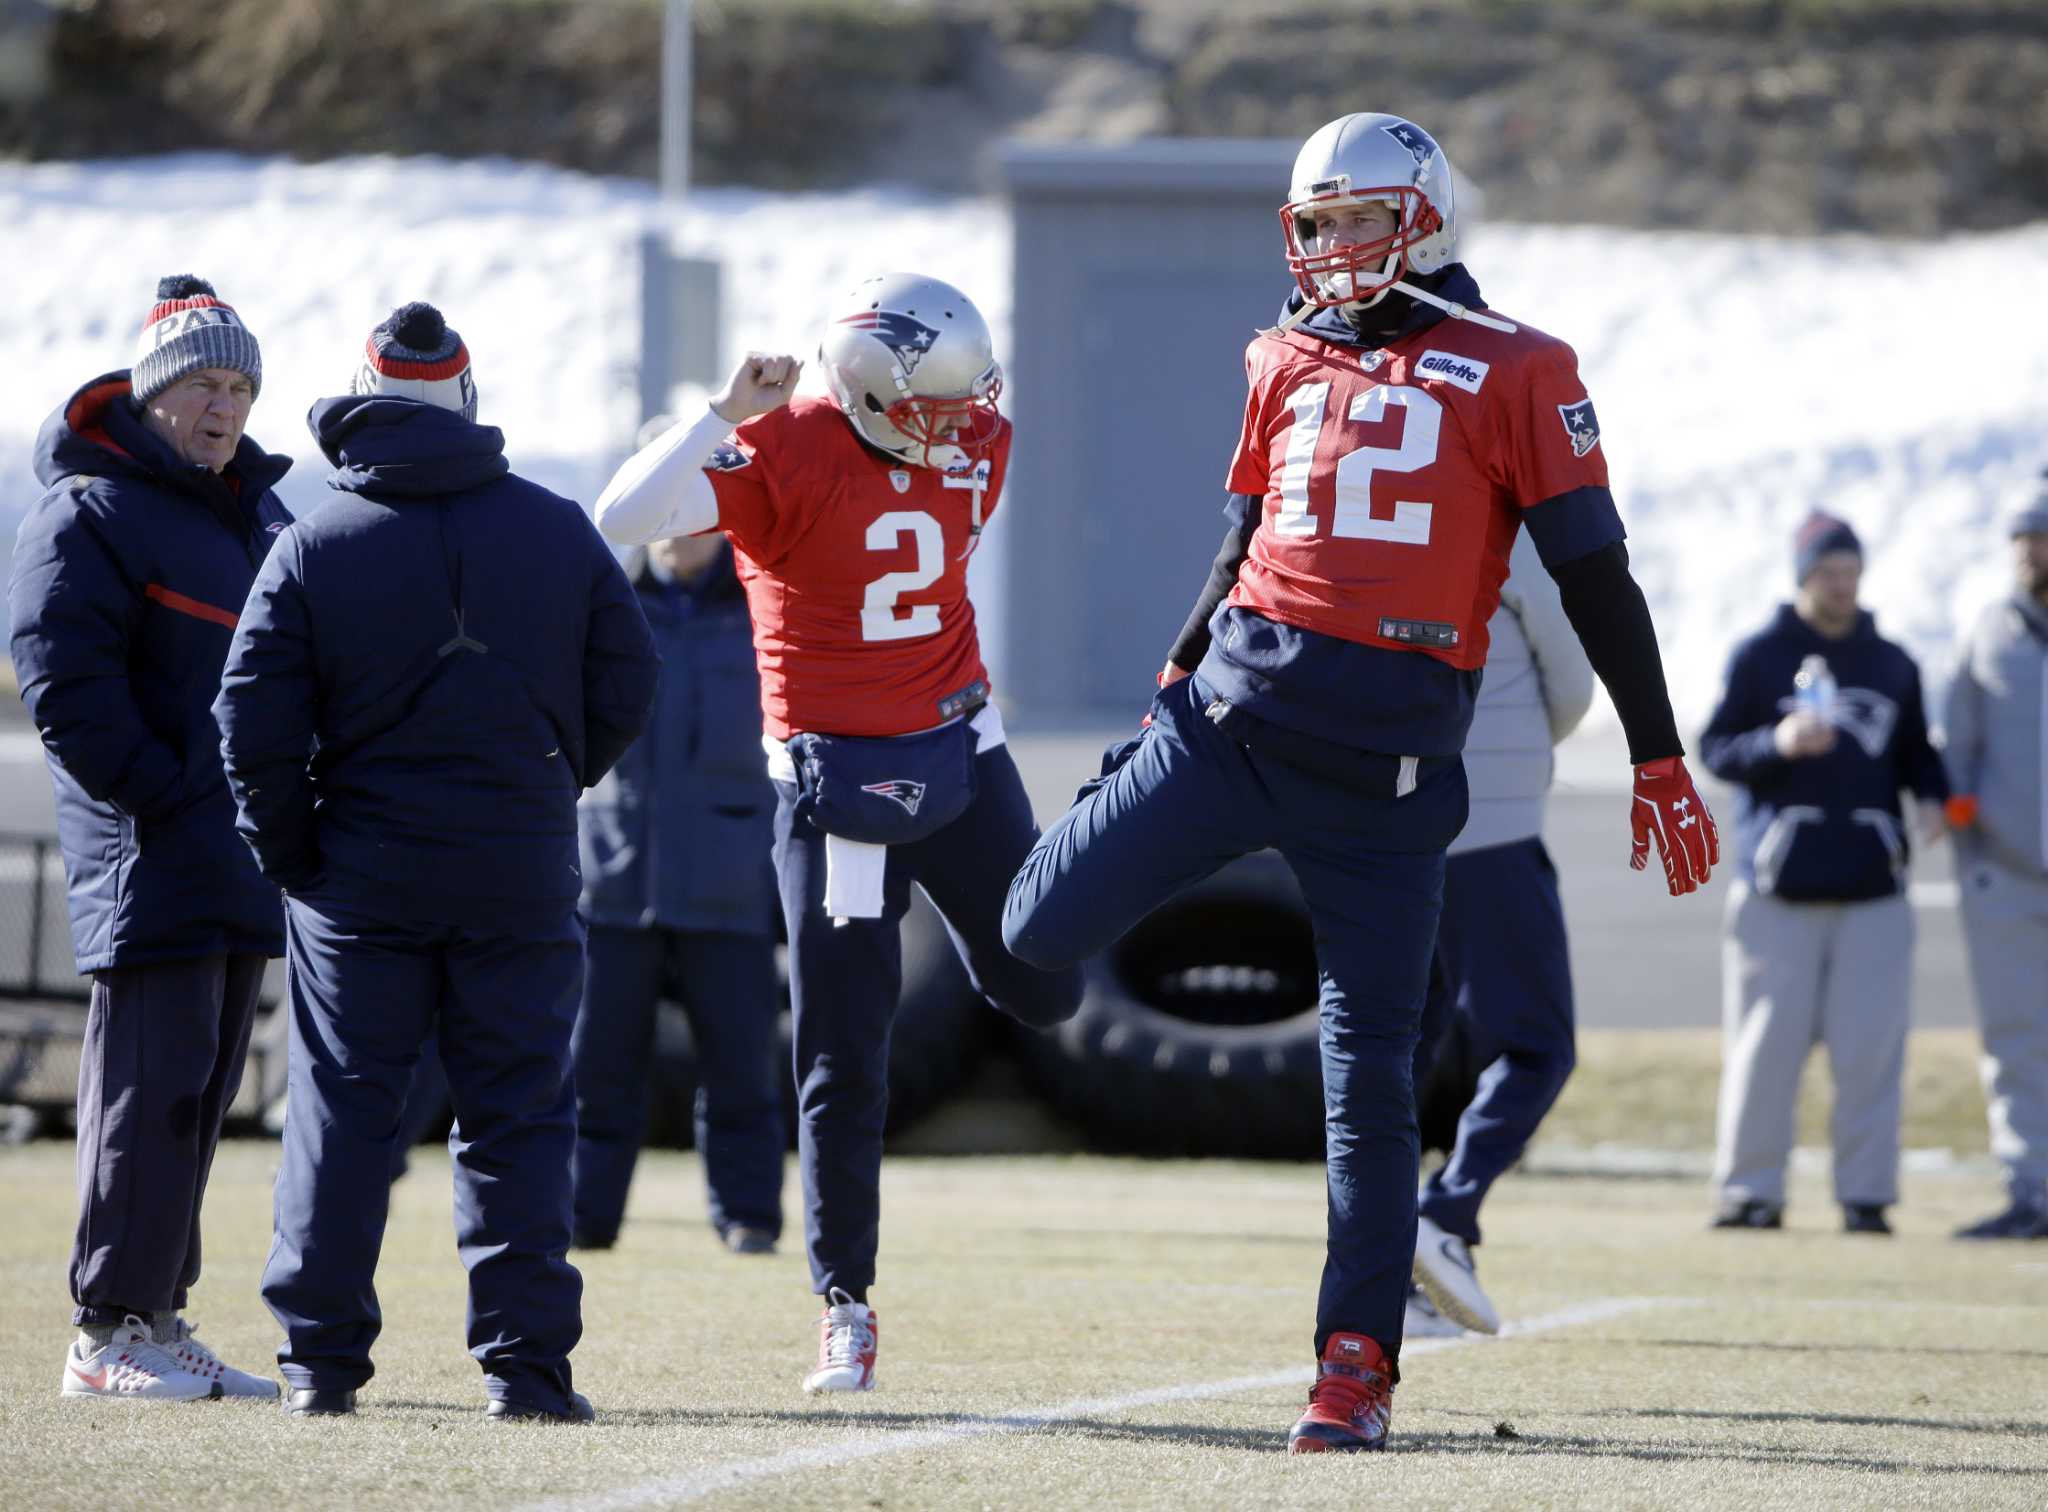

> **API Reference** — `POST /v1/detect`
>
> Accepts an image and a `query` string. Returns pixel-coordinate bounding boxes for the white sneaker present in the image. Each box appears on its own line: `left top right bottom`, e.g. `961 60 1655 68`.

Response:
801 1287 877 1394
155 1316 281 1399
60 1316 221 1401
1404 1282 1465 1339
1412 1216 1500 1335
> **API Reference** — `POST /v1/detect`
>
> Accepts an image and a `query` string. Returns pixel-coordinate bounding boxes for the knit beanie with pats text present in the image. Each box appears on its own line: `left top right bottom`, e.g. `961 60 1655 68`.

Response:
132 275 263 406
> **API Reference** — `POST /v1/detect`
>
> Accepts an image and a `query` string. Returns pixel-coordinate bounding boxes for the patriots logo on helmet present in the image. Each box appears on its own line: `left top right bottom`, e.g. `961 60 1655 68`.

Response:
1557 398 1601 458
1381 121 1438 167
837 310 942 392
860 778 927 816
706 442 754 473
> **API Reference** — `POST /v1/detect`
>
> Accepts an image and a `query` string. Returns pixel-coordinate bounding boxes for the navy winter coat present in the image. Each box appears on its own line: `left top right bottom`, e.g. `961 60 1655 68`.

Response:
579 547 776 937
213 396 658 931
1700 604 1948 901
9 372 291 972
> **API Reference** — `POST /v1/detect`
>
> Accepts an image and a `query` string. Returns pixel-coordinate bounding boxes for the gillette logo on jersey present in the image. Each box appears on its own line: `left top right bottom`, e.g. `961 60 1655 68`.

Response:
1414 350 1489 394
835 310 941 395
1224 319 1611 671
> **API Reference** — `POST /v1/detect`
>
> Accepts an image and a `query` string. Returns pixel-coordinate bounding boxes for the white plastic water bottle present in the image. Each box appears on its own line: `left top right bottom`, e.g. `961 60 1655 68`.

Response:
1793 654 1837 720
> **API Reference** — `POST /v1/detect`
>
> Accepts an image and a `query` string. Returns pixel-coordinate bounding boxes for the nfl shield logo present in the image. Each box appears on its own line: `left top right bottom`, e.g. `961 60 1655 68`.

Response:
889 470 912 494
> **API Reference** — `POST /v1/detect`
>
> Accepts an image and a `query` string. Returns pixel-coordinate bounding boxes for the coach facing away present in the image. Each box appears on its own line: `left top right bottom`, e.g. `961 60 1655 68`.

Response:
213 303 659 1421
11 274 287 1403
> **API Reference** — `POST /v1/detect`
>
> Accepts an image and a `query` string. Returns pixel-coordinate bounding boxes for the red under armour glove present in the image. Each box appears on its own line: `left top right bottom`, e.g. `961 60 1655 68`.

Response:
1630 756 1719 896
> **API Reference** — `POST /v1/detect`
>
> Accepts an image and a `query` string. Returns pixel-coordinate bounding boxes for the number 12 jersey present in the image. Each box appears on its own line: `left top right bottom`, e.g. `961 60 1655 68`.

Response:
1225 316 1611 671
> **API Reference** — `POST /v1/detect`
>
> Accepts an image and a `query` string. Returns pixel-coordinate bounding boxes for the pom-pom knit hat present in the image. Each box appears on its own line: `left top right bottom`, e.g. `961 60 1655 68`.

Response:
132 275 263 405
351 302 477 421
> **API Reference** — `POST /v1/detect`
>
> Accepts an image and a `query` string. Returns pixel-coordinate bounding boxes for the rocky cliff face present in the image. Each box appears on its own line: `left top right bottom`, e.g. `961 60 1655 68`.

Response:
3 0 2044 235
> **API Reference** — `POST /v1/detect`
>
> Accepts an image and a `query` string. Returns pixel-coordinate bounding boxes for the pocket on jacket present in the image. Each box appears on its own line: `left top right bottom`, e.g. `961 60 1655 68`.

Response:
1763 811 1902 901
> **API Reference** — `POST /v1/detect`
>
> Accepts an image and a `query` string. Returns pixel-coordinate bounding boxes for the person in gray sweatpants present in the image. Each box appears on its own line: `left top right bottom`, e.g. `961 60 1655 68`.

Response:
1940 484 2048 1240
1699 512 1949 1234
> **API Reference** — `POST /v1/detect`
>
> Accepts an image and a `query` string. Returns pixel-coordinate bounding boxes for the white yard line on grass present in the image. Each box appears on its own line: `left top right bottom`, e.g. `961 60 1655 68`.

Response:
524 1296 1676 1512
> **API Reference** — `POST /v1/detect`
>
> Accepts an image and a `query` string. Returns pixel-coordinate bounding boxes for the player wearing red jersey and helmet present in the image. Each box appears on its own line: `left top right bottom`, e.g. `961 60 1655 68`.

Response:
1003 113 1716 1452
596 273 1082 1396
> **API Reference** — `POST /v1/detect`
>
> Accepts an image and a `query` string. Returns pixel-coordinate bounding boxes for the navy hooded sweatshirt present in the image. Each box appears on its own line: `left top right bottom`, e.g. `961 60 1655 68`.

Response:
1699 603 1948 901
9 371 291 972
213 396 659 931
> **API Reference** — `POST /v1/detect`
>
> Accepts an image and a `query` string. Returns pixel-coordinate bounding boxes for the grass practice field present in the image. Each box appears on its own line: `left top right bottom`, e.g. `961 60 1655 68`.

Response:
3 1126 2044 1511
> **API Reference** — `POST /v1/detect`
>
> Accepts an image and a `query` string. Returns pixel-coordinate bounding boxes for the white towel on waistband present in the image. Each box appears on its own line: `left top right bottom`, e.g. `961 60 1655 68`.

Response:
823 834 888 922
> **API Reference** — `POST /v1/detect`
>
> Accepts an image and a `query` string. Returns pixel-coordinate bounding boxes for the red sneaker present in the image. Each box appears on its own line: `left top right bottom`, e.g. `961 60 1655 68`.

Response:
1287 1332 1393 1453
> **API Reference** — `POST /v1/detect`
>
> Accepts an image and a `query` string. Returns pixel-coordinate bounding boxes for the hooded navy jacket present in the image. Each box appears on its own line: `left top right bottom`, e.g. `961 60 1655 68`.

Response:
578 545 776 937
213 396 658 931
8 371 291 972
1700 604 1948 901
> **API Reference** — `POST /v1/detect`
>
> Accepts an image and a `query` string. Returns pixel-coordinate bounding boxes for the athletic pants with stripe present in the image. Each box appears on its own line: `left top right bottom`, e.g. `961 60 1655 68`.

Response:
70 955 266 1326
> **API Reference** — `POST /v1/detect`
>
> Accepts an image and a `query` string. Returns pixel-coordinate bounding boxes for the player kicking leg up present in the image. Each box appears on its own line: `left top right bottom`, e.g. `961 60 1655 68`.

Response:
1009 110 1716 1452
595 274 1082 1394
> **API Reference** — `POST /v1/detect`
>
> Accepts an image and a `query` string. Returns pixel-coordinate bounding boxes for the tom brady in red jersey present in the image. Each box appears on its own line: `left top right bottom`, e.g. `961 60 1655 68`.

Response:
596 273 1081 1397
1002 113 1716 1453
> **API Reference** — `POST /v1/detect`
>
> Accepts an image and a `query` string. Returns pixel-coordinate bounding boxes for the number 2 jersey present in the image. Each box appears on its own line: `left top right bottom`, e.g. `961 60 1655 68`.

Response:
1200 291 1626 757
704 396 1006 741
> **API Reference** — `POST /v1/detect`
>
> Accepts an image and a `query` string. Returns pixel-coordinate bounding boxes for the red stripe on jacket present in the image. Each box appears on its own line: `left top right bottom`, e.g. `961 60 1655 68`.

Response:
145 583 239 629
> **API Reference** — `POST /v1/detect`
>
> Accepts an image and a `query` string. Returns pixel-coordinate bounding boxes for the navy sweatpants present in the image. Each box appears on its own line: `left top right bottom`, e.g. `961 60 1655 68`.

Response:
1415 838 1576 1247
775 742 1081 1299
70 954 266 1326
570 923 783 1245
1003 673 1467 1367
262 895 585 1410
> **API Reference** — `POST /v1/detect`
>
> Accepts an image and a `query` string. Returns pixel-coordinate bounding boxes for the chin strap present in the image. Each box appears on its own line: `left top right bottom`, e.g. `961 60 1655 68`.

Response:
1389 279 1518 334
1268 280 1520 339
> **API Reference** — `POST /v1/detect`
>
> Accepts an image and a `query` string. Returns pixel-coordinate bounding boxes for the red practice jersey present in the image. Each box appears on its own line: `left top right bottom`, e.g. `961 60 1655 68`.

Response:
705 396 1006 740
1225 315 1608 670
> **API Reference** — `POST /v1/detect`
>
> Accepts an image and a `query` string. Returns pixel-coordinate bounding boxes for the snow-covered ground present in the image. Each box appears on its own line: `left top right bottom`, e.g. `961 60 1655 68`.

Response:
3 153 2043 734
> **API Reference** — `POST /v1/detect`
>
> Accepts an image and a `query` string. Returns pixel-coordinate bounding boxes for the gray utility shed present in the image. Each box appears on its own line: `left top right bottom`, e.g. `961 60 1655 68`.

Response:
999 138 1298 728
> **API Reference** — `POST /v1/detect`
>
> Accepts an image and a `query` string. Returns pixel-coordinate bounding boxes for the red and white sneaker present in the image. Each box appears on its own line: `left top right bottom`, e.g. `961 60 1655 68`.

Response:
801 1287 877 1394
1287 1332 1393 1453
155 1316 280 1399
60 1316 220 1401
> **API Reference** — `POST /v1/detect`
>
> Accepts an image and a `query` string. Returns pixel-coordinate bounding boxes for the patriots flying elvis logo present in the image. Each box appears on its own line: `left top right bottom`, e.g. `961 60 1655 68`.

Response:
706 442 753 473
861 778 927 817
838 310 942 393
1381 121 1438 167
1557 398 1601 458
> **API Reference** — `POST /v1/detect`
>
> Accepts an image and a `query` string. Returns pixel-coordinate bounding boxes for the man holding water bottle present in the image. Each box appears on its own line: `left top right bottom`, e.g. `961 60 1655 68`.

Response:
1698 511 1949 1234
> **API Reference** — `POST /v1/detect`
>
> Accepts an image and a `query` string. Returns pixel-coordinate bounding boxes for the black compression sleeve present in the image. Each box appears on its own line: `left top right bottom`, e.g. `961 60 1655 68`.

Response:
1166 495 1257 672
1548 541 1685 765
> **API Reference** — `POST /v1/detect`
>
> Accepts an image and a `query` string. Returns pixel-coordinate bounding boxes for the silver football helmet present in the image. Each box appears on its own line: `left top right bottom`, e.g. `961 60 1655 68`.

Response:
818 273 1003 472
1281 113 1461 311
